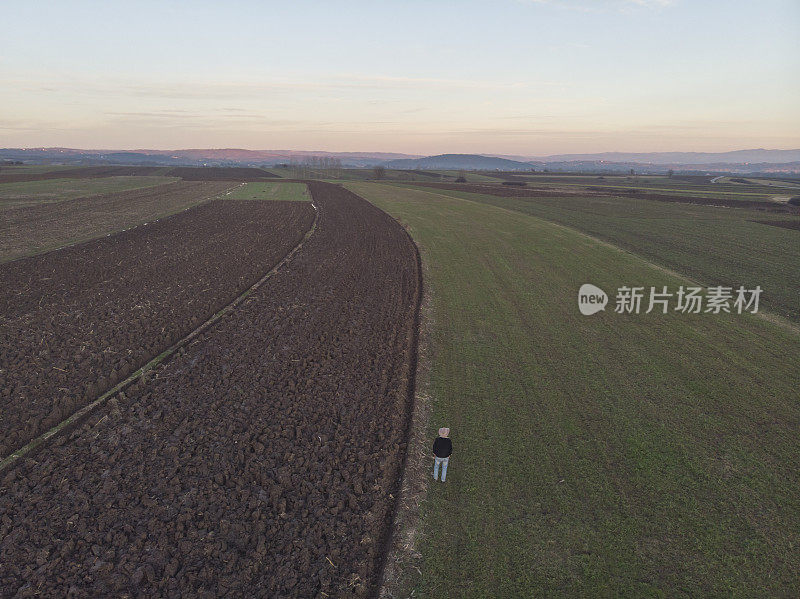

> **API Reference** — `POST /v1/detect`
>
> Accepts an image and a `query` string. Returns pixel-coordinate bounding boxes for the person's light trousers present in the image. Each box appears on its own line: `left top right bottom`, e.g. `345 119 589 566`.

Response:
433 456 449 481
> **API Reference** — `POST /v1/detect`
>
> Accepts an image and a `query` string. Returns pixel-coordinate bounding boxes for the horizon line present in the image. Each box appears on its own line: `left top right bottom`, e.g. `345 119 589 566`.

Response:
4 146 800 157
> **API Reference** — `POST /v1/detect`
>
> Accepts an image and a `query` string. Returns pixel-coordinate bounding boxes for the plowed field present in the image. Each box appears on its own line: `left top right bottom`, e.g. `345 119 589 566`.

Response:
0 199 315 458
165 167 278 181
0 181 235 261
0 166 278 184
0 182 421 598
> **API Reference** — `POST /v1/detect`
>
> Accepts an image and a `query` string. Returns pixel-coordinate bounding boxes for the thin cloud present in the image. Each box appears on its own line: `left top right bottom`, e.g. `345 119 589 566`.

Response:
3 72 565 102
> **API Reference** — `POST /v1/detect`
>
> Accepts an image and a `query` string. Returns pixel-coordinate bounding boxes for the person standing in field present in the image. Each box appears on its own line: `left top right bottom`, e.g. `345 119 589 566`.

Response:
433 427 452 482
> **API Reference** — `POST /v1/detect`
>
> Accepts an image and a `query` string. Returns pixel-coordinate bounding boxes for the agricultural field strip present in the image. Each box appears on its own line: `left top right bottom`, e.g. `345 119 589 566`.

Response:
0 165 79 175
0 198 316 459
223 181 311 201
0 182 420 598
738 177 800 189
0 201 320 475
0 176 180 206
0 166 280 183
0 181 238 263
480 173 778 197
164 167 279 181
401 184 800 323
347 181 800 596
521 181 773 198
409 181 788 207
0 166 169 184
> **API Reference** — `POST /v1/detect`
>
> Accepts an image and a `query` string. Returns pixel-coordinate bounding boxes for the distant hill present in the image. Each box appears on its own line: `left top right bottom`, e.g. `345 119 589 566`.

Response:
385 154 532 170
383 150 800 173
0 148 421 168
136 148 421 164
526 149 800 165
2 147 798 174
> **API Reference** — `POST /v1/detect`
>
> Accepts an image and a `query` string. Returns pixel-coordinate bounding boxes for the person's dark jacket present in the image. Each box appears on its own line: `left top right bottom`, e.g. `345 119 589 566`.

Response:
433 437 452 458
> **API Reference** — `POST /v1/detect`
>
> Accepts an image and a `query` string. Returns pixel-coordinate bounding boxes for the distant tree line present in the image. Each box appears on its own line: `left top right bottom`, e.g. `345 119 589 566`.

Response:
289 156 343 179
0 159 24 173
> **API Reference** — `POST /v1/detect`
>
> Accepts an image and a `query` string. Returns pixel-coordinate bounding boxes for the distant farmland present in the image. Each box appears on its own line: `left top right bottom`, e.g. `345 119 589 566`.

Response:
1 167 798 597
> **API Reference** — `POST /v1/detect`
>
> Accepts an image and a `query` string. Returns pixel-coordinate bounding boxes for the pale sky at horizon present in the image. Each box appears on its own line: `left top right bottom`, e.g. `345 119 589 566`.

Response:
1 0 798 155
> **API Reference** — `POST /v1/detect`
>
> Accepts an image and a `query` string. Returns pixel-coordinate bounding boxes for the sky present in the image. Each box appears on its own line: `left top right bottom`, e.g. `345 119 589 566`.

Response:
1 0 798 155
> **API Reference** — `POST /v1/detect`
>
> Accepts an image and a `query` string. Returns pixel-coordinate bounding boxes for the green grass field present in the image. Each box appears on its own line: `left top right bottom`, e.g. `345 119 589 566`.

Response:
0 175 179 208
397 184 800 323
270 166 498 183
424 170 503 183
738 177 800 191
223 181 310 201
479 173 782 200
548 182 777 201
348 182 800 598
0 164 80 175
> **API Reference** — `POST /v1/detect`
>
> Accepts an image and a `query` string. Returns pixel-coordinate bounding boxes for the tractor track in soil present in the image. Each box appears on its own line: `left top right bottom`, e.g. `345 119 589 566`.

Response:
0 202 319 475
0 199 316 459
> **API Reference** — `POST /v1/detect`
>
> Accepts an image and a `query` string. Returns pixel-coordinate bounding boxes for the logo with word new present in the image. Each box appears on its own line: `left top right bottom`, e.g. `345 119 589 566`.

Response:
578 284 762 315
578 284 608 315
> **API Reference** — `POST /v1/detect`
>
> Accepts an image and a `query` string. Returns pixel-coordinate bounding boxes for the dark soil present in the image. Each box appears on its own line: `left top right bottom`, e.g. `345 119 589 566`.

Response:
624 190 799 212
0 181 234 261
0 182 421 598
164 167 279 181
404 170 444 179
480 172 533 182
753 219 800 231
409 181 800 212
408 181 591 198
0 166 279 184
0 166 166 183
671 175 715 184
0 200 315 459
481 173 609 182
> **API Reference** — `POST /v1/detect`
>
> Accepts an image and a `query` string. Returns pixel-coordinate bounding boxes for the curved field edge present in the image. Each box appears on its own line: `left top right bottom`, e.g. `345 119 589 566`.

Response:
346 181 800 598
375 229 436 599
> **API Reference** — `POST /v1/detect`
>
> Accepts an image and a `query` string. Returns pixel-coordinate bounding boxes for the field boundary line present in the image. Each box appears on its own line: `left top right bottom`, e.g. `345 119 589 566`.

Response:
372 215 427 599
395 183 800 338
0 197 319 475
